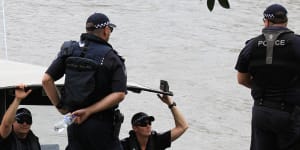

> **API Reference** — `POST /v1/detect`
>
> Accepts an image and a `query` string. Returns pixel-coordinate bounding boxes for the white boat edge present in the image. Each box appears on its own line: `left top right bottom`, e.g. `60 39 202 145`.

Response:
0 60 64 86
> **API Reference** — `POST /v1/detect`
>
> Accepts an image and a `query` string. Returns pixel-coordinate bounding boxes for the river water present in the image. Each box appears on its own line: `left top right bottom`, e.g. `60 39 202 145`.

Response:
1 0 300 150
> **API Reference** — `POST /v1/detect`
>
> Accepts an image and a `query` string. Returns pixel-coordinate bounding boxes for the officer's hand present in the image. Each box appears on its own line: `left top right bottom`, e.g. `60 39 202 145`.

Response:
157 94 172 105
58 108 69 115
15 84 32 102
72 108 91 124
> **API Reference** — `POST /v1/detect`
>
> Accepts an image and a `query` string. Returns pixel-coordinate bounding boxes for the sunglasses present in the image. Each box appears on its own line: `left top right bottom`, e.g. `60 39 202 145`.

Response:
108 26 114 33
135 120 152 127
16 116 32 125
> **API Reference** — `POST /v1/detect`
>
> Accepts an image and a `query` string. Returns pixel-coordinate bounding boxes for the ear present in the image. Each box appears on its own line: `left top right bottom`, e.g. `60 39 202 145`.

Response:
104 26 110 35
100 27 110 41
266 21 270 27
133 126 138 131
264 20 269 27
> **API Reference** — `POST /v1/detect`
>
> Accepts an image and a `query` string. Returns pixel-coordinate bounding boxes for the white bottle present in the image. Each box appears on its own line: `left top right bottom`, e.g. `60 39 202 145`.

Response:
54 114 75 133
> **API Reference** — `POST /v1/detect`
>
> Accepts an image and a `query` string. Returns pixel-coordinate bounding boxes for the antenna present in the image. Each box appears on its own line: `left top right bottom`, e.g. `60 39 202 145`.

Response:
1 0 7 60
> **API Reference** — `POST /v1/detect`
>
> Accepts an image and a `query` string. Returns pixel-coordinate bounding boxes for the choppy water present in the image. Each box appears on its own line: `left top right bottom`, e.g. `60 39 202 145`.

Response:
1 0 300 149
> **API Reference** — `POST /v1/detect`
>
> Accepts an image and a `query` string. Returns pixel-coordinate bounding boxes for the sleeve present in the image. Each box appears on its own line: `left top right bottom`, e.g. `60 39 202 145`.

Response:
45 55 66 81
155 130 171 149
45 41 76 81
0 137 5 148
120 137 130 150
0 136 3 143
0 132 13 149
235 39 256 73
107 51 127 93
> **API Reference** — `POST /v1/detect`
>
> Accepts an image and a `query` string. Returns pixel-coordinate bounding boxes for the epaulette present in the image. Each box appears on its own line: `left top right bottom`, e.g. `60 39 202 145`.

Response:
59 41 77 57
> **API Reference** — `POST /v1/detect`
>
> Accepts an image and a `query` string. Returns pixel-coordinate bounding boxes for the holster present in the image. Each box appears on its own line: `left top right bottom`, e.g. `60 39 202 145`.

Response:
113 109 124 139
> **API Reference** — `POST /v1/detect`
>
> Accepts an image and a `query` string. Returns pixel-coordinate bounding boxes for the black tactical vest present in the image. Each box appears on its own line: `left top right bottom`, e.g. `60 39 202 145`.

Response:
248 29 300 100
60 40 112 111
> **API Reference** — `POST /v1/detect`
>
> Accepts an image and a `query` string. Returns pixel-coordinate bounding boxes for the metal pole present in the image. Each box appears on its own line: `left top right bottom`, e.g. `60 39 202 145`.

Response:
2 0 8 60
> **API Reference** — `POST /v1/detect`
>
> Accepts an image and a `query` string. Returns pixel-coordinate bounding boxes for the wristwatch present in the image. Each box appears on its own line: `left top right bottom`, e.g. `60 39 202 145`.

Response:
168 102 176 109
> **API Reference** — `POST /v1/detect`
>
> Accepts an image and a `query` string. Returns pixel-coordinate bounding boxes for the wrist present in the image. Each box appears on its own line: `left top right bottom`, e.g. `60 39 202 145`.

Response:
55 101 64 109
168 102 176 109
14 97 22 103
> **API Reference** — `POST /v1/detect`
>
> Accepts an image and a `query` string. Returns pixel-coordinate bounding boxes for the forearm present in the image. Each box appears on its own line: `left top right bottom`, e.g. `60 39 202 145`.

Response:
171 106 188 129
170 105 188 141
237 72 252 89
86 92 125 115
42 74 60 106
0 98 21 138
240 80 252 88
42 74 68 114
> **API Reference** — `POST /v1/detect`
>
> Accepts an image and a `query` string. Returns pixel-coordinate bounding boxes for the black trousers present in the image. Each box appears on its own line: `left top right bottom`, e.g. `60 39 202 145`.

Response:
66 113 123 150
250 105 300 150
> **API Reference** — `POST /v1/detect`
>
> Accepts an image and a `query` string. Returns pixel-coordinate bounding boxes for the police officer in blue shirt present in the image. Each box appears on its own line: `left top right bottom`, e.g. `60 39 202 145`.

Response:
235 4 300 150
42 13 127 150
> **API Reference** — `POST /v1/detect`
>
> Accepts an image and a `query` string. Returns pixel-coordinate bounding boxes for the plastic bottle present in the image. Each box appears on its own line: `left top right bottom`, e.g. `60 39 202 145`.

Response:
54 114 75 133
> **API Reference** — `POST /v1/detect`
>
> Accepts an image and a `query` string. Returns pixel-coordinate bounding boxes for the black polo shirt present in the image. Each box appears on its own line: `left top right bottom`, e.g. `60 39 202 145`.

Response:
0 131 40 150
121 130 171 150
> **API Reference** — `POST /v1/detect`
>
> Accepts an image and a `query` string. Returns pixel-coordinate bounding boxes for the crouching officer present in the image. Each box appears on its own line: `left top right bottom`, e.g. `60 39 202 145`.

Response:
0 84 41 150
121 95 188 150
235 4 300 150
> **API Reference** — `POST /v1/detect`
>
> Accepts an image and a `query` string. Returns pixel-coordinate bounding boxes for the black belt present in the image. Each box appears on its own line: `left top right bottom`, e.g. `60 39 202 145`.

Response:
254 99 295 113
90 109 115 122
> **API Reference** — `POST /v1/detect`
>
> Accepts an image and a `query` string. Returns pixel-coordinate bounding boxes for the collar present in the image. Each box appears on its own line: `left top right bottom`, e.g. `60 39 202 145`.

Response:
80 33 125 63
80 33 113 48
262 26 289 32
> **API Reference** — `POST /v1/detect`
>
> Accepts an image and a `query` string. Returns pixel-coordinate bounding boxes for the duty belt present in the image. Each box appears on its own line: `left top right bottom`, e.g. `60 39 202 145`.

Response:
254 98 295 113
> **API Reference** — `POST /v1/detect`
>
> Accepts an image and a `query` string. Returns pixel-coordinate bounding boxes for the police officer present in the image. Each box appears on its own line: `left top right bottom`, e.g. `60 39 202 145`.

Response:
235 4 300 150
121 95 188 150
0 84 41 150
42 13 127 150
